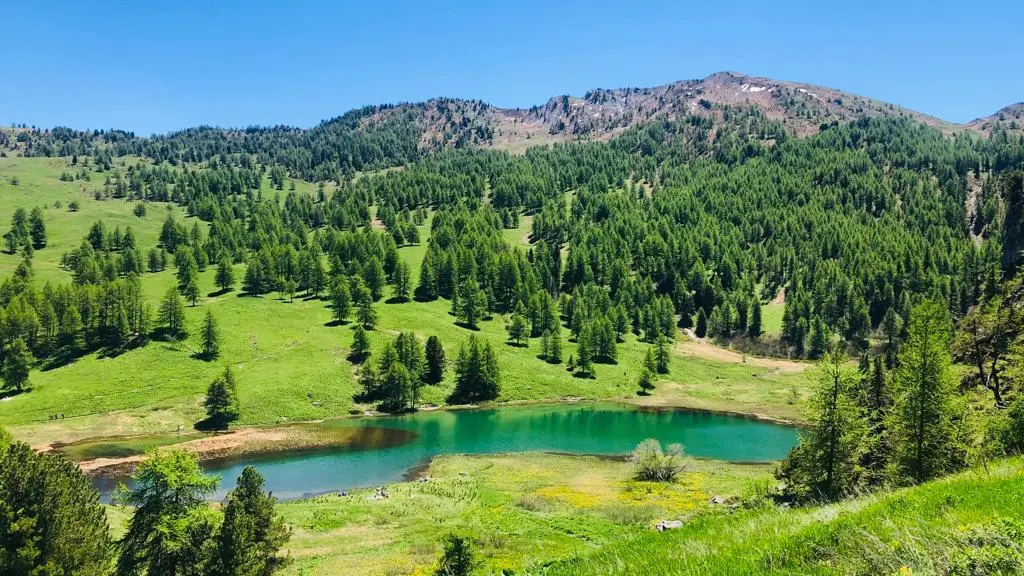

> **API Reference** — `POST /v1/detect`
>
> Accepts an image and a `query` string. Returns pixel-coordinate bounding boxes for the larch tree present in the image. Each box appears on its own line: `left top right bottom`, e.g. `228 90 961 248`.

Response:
158 285 187 339
212 466 289 576
115 450 219 576
204 366 240 429
776 348 866 502
1 337 31 393
424 335 446 383
201 310 220 360
350 326 371 363
888 300 967 485
215 257 235 292
0 439 112 575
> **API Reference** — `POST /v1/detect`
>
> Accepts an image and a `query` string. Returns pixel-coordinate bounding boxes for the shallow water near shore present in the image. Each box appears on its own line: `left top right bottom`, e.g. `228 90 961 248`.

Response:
93 402 798 502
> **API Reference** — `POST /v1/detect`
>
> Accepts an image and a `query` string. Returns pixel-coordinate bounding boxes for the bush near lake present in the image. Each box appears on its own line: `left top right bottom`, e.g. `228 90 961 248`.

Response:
632 439 688 482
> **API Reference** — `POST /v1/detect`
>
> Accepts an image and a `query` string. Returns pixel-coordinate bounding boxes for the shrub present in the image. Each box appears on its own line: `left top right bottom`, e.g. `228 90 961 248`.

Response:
632 439 687 482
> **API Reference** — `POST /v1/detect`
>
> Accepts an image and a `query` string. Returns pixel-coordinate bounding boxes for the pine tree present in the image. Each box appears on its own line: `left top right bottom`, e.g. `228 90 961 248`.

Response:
116 450 218 576
330 277 351 323
575 324 594 377
0 440 113 574
637 368 655 395
747 299 763 339
1 337 31 392
808 317 828 359
506 304 528 346
212 466 289 576
451 335 500 403
888 301 966 485
204 366 240 428
182 273 200 306
350 326 371 362
201 310 220 360
425 335 446 383
695 308 708 338
654 336 670 374
393 260 412 302
776 348 866 502
28 207 46 249
458 277 486 329
380 363 413 413
356 286 376 330
549 326 563 364
158 285 187 338
363 257 387 301
215 257 235 292
434 534 478 576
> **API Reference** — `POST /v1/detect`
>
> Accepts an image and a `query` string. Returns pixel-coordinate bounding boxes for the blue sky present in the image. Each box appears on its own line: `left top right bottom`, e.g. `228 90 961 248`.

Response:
2 0 1021 134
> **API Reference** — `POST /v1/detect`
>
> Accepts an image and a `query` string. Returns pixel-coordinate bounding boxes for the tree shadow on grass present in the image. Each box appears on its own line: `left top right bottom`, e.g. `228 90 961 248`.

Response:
0 388 26 400
453 321 481 331
207 288 232 298
193 417 231 432
324 319 351 328
39 346 88 372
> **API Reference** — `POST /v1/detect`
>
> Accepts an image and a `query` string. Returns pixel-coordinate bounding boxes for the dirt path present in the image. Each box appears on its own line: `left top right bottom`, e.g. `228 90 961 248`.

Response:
676 334 808 373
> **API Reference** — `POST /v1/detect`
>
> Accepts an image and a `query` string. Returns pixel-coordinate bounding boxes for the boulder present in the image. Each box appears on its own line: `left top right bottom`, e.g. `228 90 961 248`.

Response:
654 520 684 532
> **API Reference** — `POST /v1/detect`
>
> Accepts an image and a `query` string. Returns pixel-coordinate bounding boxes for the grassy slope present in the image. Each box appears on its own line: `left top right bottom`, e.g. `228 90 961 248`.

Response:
535 458 1024 576
0 157 807 447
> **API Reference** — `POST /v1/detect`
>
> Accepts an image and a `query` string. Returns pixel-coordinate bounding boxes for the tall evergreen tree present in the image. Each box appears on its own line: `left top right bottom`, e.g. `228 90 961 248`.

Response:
747 300 762 339
356 287 376 330
888 301 966 485
548 326 563 364
777 348 866 502
116 450 219 576
215 257 235 292
28 207 46 249
505 304 528 346
1 337 31 393
204 366 240 429
424 335 446 384
451 335 500 403
654 336 671 374
0 440 113 575
201 310 220 360
393 260 412 302
695 308 708 338
350 326 370 362
158 285 187 338
211 466 289 576
329 277 351 323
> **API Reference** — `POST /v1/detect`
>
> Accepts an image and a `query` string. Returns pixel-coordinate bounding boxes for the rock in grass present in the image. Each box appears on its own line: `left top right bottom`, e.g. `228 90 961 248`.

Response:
655 520 684 532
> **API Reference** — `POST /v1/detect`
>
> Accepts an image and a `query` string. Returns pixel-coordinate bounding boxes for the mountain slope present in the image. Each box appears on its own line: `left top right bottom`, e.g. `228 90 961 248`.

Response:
967 102 1024 136
1 71 1016 165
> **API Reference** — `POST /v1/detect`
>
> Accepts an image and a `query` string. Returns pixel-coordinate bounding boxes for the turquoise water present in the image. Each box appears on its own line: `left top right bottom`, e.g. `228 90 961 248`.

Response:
95 403 797 501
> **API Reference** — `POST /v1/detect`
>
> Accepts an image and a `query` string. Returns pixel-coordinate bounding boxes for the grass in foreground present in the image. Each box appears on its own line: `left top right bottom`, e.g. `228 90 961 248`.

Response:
533 458 1024 576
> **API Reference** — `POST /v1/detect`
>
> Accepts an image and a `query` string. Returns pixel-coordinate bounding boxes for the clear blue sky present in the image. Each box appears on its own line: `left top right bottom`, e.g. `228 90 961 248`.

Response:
2 0 1021 135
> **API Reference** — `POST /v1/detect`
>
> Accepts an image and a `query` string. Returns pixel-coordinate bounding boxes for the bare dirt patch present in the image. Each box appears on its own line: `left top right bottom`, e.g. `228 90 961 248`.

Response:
676 336 807 374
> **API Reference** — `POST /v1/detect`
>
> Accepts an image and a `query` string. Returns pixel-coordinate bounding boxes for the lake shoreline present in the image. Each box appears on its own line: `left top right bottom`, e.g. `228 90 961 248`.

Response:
68 397 801 477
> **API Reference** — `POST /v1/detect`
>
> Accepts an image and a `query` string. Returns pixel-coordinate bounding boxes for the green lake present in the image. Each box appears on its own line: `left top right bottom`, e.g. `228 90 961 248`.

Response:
93 403 798 501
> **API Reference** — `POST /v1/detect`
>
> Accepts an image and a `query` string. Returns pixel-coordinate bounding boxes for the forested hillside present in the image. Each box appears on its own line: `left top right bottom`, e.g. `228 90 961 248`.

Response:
3 73 1024 576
